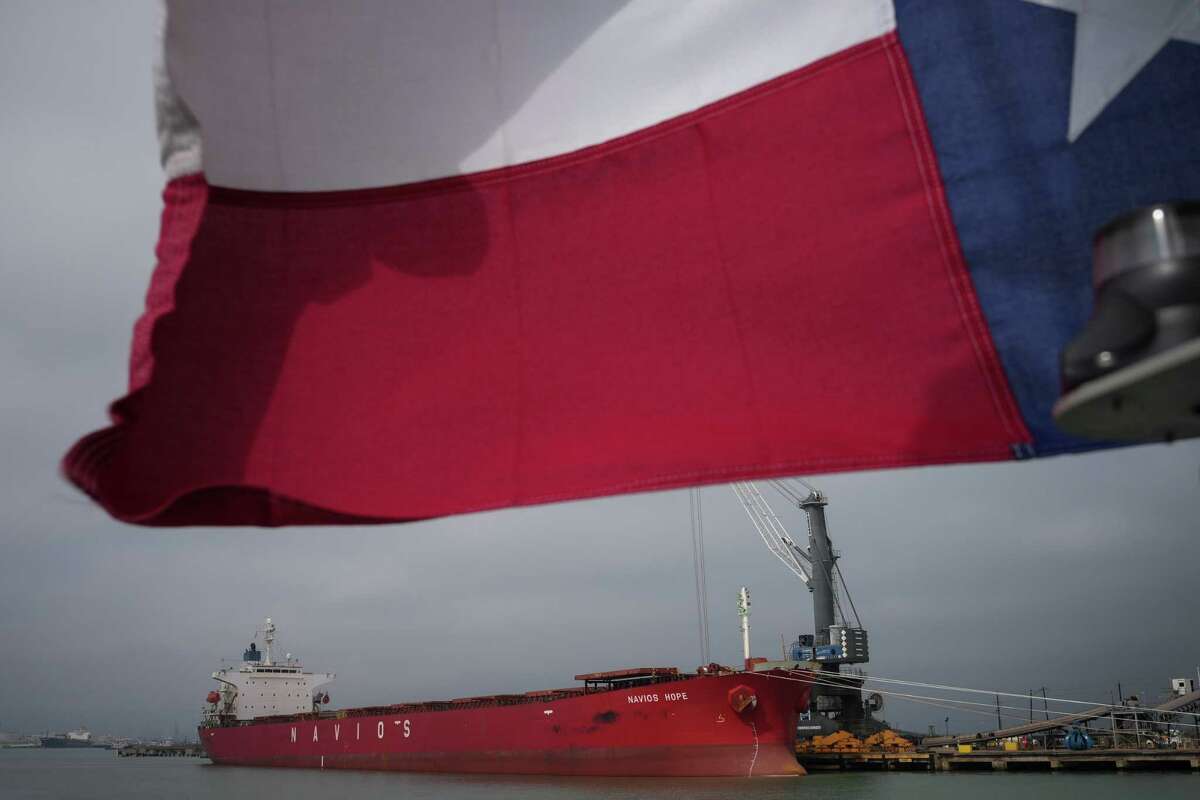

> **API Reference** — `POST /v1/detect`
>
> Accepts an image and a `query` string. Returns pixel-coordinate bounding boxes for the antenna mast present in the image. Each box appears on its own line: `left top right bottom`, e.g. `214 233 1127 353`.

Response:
737 586 752 662
263 618 276 666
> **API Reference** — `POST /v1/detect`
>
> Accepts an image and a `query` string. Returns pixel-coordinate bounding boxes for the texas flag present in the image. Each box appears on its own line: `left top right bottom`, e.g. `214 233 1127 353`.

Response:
65 0 1200 526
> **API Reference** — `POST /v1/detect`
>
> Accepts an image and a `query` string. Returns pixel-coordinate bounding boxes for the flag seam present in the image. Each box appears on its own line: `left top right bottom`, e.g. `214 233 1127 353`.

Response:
881 38 1034 450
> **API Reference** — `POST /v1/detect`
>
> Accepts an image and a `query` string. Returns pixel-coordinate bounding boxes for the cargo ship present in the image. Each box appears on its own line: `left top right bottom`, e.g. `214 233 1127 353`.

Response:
199 619 812 776
40 729 94 748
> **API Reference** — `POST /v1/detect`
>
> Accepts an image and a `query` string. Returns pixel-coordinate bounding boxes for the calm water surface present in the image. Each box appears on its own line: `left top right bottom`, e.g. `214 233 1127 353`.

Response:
3 748 1196 799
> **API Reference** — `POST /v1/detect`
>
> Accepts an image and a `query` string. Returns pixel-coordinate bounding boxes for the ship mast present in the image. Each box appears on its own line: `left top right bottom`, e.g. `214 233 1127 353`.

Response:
737 586 752 662
263 617 276 666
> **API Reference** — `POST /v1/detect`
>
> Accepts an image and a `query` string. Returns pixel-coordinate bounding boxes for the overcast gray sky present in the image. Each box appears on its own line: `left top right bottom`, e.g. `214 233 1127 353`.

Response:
2 1 1197 741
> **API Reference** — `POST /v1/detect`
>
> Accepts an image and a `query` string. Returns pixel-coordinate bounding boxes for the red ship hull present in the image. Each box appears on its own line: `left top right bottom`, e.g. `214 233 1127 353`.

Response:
201 669 809 777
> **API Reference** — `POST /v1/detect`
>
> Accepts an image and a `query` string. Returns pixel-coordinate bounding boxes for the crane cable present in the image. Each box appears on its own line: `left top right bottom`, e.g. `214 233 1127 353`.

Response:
762 670 1200 731
688 487 712 666
826 672 1200 718
831 561 863 628
778 669 1200 723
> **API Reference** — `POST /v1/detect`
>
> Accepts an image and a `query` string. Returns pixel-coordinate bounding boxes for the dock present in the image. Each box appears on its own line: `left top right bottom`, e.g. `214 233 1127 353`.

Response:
798 748 1200 772
798 751 934 771
116 744 207 758
796 685 1200 773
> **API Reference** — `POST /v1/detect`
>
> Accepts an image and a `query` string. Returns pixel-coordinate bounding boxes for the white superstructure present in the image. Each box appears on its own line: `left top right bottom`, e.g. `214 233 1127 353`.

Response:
205 618 334 722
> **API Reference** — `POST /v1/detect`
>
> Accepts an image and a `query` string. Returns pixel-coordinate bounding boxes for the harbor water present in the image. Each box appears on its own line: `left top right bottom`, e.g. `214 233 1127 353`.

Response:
3 748 1196 799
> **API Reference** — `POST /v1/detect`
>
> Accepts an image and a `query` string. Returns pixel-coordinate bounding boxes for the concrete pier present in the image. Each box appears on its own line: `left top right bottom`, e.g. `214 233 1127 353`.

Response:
797 748 1200 772
117 744 206 758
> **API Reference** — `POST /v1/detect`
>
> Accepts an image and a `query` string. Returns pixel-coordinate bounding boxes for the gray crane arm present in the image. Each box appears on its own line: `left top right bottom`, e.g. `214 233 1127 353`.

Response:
731 481 812 586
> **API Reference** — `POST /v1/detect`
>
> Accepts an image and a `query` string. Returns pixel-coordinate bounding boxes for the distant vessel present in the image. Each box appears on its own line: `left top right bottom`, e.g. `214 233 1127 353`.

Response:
200 619 812 777
40 729 93 748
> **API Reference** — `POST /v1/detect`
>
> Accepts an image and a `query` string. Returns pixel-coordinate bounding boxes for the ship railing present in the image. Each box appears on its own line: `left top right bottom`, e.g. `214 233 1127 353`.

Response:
236 689 608 725
579 671 700 693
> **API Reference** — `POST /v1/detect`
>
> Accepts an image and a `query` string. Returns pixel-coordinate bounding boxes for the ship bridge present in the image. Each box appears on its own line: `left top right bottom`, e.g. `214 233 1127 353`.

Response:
205 618 334 723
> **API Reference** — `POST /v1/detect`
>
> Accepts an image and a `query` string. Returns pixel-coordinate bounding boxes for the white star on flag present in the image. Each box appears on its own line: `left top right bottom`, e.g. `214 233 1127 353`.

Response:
1026 0 1200 141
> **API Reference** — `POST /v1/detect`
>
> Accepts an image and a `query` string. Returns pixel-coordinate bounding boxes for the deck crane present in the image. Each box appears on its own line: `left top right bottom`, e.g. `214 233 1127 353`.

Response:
731 478 872 728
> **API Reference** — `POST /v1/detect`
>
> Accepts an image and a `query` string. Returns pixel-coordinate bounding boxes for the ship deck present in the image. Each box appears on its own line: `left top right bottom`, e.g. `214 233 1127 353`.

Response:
211 666 731 728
